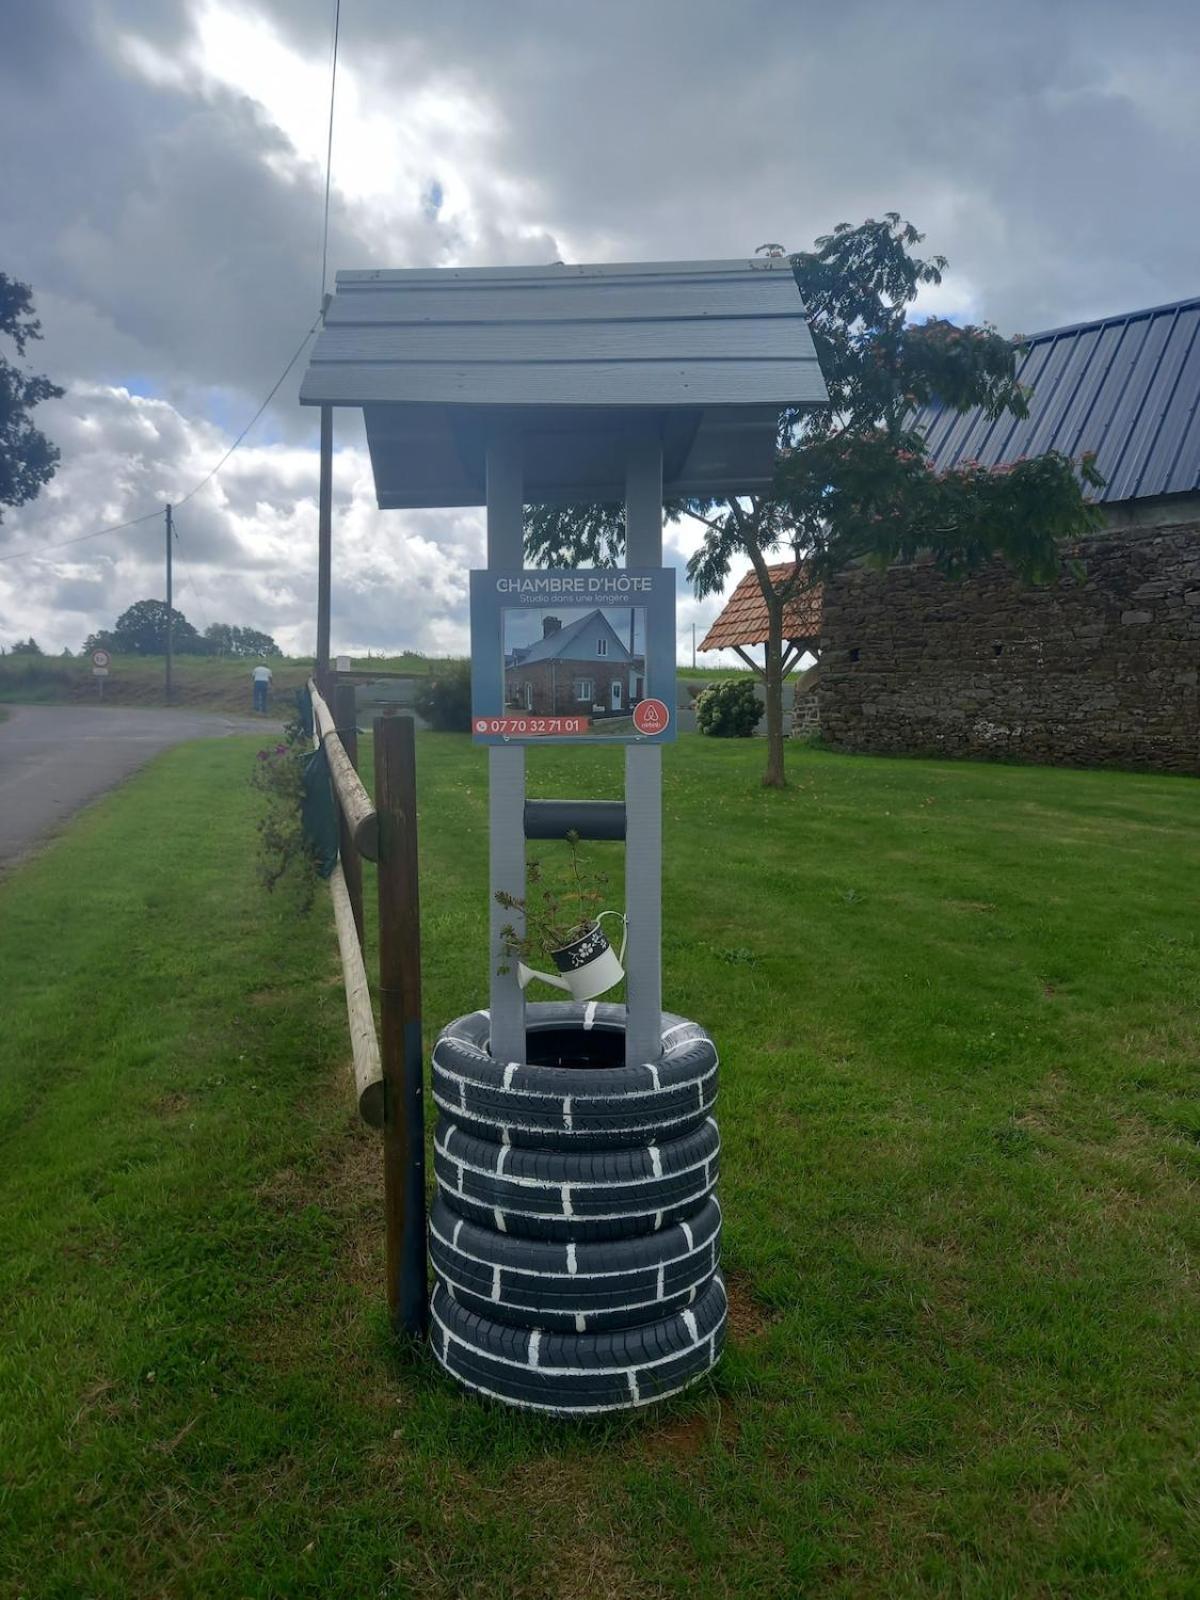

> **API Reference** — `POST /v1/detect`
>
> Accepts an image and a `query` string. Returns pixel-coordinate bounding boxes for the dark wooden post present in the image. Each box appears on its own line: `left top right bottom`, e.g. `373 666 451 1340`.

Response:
374 714 427 1339
333 679 365 947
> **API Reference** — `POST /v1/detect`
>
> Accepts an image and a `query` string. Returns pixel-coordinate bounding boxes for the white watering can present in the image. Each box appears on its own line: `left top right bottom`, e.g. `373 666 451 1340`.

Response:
517 911 628 1002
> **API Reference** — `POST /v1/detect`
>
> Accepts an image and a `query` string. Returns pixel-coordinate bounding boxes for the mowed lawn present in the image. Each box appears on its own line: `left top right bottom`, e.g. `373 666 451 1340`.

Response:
1 732 1197 1598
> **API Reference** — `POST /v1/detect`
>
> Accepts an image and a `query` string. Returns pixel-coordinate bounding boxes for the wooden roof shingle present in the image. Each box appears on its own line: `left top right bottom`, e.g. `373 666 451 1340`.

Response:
698 563 822 652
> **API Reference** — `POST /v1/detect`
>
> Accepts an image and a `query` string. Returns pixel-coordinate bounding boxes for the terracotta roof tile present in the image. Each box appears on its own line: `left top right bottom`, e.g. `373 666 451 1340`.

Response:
698 563 822 651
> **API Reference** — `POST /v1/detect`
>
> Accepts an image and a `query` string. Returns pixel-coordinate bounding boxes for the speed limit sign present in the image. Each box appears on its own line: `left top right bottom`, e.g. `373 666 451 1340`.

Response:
91 649 111 670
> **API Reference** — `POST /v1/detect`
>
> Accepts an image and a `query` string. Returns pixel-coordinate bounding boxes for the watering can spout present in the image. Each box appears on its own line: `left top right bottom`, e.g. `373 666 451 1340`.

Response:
516 961 572 994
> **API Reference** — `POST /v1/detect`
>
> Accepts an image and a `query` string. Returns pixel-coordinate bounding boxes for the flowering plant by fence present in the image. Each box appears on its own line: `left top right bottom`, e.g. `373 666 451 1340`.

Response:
249 723 319 909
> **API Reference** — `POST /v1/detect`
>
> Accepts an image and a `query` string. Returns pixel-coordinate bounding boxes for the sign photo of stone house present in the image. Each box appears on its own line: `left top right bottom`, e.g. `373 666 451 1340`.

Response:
504 607 646 719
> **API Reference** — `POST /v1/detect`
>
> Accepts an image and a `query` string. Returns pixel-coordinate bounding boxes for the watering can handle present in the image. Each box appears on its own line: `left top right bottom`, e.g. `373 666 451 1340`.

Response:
596 910 628 965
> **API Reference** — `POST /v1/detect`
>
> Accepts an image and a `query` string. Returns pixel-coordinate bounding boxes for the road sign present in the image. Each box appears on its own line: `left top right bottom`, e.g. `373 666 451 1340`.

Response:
91 649 111 670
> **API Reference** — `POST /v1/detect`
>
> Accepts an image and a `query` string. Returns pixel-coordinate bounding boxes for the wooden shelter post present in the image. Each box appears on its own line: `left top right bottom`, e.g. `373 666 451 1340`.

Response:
624 435 664 1067
485 434 527 1063
316 404 333 686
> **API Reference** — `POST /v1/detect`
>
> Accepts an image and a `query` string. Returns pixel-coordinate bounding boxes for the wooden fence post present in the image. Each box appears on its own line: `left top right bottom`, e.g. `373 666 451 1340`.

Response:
333 680 365 947
374 714 427 1340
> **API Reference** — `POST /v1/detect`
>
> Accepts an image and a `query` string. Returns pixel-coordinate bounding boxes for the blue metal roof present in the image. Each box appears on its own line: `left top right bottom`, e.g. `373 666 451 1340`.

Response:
913 296 1200 504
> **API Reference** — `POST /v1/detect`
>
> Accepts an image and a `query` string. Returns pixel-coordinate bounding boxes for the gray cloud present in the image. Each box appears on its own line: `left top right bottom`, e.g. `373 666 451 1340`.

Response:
2 0 1198 655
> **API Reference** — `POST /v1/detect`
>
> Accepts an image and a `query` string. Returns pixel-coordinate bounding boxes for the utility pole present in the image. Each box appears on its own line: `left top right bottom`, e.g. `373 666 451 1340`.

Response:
692 620 696 670
165 504 174 704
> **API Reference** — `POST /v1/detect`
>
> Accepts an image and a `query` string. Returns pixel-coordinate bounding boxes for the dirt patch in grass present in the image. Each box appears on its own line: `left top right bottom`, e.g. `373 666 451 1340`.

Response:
245 987 285 1006
639 1410 710 1459
638 1398 739 1461
723 1268 780 1341
152 1090 192 1117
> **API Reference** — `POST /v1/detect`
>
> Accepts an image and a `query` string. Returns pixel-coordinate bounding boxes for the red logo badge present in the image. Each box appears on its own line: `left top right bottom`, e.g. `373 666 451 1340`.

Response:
632 698 670 736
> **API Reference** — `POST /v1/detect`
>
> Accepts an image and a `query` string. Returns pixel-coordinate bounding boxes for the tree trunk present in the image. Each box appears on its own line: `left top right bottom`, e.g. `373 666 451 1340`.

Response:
761 601 786 789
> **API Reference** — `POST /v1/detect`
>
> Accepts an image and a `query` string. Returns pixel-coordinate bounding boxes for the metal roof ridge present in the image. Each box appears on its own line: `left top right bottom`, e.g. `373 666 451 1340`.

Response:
1020 294 1200 346
333 259 795 285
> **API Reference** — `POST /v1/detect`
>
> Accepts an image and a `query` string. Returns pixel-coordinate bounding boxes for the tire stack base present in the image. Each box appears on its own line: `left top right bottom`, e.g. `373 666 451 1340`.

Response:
429 1002 725 1416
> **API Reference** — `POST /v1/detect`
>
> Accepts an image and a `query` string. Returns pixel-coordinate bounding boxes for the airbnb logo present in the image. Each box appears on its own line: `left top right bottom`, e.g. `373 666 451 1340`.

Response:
632 698 670 736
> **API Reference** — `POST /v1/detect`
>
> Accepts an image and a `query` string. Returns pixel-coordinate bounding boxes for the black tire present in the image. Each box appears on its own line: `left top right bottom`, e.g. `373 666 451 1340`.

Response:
435 1114 720 1241
431 1003 718 1150
429 1192 721 1331
431 1270 727 1414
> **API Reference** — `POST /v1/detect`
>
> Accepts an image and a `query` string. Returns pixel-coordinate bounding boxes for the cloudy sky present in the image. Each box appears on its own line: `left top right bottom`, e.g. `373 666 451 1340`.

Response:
2 0 1198 659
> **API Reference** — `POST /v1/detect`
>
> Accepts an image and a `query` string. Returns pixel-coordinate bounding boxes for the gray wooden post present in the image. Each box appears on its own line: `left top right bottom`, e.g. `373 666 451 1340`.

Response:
624 435 664 1066
486 435 527 1063
316 405 333 686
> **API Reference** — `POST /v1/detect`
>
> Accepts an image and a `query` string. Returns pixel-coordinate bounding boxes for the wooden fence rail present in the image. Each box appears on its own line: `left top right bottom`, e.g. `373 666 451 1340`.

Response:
308 678 379 861
306 674 427 1338
329 858 385 1127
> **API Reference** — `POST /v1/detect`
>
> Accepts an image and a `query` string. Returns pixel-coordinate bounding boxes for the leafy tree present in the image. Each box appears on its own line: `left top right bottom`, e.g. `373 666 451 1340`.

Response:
524 216 1102 788
9 636 43 655
81 628 119 656
0 275 64 524
110 599 207 656
204 623 283 658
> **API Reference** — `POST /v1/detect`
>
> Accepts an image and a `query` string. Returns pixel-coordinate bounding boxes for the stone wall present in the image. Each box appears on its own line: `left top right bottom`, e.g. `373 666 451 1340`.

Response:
820 520 1200 775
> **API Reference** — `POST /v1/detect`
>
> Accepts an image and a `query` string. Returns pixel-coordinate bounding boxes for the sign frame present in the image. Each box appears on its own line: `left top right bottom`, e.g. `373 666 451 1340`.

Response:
469 567 677 746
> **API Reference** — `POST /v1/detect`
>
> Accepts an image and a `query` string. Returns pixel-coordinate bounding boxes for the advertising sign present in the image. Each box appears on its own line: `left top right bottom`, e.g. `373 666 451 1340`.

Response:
470 568 677 745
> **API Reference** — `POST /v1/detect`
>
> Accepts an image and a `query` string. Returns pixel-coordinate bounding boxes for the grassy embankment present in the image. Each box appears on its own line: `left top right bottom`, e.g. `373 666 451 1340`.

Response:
1 734 1197 1597
0 651 433 713
0 650 758 713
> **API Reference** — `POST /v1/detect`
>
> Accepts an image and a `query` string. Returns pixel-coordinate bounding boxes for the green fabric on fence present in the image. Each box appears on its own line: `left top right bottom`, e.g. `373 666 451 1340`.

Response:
301 742 339 880
295 684 314 740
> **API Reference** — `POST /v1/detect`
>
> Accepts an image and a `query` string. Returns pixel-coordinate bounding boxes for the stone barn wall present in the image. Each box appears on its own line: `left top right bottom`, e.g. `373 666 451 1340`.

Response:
819 520 1200 775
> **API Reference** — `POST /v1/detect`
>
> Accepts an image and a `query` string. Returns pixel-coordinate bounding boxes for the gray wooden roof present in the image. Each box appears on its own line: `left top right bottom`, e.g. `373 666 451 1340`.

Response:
913 295 1200 505
299 259 827 508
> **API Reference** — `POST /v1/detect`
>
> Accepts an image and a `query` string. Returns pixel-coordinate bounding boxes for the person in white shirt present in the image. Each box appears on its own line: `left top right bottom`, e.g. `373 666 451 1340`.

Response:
251 661 273 713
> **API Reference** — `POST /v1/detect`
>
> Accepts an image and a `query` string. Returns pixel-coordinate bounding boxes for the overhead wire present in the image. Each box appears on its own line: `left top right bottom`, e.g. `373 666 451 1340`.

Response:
0 310 324 567
320 0 342 305
0 506 164 564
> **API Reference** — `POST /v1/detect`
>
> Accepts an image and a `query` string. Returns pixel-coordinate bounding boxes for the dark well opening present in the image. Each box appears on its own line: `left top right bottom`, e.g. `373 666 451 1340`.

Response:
509 1024 628 1071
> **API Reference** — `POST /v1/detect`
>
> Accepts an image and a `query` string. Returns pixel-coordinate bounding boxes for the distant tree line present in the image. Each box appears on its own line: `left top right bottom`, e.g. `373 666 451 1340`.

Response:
80 600 282 658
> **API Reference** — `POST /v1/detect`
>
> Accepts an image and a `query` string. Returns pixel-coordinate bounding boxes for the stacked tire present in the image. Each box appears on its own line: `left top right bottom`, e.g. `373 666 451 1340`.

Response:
429 1001 726 1415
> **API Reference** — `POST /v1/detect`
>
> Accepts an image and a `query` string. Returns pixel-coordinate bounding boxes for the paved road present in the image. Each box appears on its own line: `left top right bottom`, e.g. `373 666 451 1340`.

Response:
0 704 281 868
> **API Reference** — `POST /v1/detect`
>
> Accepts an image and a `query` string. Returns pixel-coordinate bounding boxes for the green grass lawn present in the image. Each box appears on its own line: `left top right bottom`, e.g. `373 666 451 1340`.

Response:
1 735 1197 1598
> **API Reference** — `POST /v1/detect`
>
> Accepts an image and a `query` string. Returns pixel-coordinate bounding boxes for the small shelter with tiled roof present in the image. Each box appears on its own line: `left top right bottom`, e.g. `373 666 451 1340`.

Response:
698 562 822 677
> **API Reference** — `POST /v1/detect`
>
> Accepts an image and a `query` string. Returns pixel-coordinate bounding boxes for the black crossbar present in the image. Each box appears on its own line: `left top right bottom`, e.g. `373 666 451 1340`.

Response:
523 800 627 841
